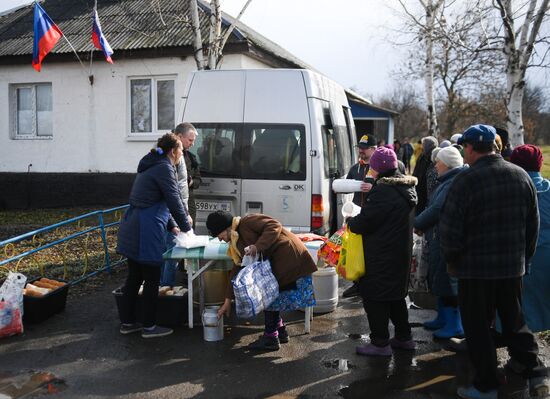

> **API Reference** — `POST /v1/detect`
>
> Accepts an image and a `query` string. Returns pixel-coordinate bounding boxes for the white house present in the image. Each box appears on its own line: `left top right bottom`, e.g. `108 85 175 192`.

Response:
0 0 394 209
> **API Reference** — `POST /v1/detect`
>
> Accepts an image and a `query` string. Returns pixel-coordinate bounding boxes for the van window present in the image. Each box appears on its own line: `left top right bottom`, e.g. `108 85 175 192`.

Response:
190 123 305 180
322 126 338 178
243 124 306 180
192 124 240 177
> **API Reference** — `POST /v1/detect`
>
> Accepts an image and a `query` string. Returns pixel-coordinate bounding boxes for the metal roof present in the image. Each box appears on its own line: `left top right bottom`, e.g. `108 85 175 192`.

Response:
0 0 310 69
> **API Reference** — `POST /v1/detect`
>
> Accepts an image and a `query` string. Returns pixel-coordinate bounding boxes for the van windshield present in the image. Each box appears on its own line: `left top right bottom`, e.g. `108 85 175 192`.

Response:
190 123 306 180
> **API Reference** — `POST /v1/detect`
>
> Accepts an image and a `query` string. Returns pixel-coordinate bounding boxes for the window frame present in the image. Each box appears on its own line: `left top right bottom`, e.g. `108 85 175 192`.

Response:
127 75 176 139
10 82 53 140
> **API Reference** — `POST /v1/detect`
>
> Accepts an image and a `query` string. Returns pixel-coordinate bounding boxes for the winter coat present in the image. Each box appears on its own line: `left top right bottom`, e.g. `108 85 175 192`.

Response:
346 162 370 207
522 171 550 332
414 166 466 296
117 153 191 265
225 214 317 299
413 154 432 215
440 155 538 279
347 173 418 301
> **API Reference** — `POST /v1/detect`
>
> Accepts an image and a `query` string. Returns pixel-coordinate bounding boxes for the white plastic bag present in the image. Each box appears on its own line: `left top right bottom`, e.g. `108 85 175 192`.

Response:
409 234 428 292
0 272 27 338
175 230 210 249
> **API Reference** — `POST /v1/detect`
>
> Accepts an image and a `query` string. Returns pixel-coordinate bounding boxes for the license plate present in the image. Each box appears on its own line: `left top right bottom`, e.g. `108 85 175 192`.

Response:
196 200 231 212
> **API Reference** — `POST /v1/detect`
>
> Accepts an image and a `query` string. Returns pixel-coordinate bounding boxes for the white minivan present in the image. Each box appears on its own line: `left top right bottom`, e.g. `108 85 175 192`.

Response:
179 69 356 235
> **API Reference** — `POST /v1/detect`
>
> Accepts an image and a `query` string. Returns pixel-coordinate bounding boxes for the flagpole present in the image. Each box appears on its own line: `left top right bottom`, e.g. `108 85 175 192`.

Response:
61 33 87 72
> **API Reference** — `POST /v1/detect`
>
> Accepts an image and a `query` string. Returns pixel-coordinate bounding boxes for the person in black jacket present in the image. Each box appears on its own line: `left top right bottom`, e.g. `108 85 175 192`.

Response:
412 136 438 215
347 147 418 356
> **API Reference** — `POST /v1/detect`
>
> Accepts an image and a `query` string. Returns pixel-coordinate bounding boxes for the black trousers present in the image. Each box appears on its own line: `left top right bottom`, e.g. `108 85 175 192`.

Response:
363 298 411 346
458 277 547 391
120 258 161 328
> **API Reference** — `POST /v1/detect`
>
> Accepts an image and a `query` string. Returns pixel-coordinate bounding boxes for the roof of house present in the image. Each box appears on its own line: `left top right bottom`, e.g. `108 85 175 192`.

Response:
0 0 313 69
0 0 382 110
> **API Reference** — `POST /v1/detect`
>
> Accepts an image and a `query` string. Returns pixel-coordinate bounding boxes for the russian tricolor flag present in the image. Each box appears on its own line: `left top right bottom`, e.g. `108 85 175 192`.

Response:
32 2 63 72
92 8 113 63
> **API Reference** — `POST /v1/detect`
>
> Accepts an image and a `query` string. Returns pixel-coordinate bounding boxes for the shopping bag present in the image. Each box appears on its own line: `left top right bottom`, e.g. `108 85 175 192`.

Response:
409 233 428 292
0 272 26 339
232 258 279 319
317 226 346 267
336 228 365 281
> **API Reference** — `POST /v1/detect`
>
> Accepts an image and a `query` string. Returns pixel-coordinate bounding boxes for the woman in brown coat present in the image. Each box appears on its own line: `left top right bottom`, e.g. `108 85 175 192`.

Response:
206 211 317 351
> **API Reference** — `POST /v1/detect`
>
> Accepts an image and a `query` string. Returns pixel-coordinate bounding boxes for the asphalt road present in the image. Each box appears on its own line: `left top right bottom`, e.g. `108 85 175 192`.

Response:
0 270 548 399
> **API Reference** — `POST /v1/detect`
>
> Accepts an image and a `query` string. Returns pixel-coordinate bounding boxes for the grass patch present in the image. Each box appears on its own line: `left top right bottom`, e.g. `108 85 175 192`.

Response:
541 145 550 178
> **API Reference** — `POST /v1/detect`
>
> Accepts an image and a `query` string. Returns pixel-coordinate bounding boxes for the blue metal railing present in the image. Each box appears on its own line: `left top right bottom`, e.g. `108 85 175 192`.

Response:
0 205 129 285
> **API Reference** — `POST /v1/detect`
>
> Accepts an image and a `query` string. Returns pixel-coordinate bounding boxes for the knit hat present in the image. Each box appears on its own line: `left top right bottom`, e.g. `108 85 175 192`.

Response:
450 133 462 144
206 210 233 237
431 147 442 163
369 146 398 173
439 140 451 148
510 144 543 172
422 136 438 155
436 146 464 169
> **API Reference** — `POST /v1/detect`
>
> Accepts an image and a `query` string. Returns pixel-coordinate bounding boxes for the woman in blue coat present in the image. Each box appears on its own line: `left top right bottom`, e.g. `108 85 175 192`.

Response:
414 146 466 339
117 133 191 338
510 145 550 333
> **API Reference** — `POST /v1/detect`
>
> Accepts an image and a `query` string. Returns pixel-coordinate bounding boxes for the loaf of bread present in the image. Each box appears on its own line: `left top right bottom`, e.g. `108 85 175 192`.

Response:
33 280 58 290
24 283 51 297
40 278 66 287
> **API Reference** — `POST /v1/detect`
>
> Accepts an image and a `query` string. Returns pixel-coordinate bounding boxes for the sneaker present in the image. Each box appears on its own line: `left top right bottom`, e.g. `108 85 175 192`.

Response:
248 335 280 351
356 343 392 357
389 337 416 350
457 385 497 399
278 328 289 344
141 325 173 339
342 283 360 298
119 322 143 335
529 376 549 398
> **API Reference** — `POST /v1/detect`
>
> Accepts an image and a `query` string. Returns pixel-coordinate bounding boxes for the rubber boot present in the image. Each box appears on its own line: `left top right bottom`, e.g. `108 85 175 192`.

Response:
423 297 446 330
433 306 464 339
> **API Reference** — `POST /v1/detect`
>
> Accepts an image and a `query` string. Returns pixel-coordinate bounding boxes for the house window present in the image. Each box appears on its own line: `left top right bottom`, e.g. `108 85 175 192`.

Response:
129 77 175 135
10 83 53 139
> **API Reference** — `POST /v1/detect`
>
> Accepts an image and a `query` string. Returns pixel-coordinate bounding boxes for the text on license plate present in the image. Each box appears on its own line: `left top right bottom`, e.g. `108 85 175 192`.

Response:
196 201 231 212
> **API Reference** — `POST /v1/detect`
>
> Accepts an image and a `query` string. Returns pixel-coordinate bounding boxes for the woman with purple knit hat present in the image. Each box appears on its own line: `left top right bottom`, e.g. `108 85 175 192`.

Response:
347 146 418 356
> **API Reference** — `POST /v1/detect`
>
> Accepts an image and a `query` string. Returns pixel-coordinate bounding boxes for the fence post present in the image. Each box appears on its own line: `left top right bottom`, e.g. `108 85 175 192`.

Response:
98 212 112 273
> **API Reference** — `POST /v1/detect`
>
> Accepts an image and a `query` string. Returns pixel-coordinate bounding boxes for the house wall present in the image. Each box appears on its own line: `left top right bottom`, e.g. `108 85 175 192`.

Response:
0 53 273 209
0 54 271 174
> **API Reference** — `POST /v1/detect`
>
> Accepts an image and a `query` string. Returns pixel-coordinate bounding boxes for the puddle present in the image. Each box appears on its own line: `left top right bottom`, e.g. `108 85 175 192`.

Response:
322 359 356 370
347 333 367 340
0 371 66 398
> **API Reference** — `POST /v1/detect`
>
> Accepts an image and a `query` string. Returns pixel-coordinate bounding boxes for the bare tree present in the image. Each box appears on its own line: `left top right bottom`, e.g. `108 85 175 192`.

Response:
188 0 253 70
397 0 446 138
494 0 550 146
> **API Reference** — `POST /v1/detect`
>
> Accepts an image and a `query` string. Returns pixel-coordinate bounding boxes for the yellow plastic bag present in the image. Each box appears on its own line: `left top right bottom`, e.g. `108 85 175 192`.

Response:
336 227 365 281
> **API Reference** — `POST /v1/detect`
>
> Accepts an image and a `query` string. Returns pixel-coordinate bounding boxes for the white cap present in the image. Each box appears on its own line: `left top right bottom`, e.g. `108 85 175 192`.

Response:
436 146 463 169
450 133 462 144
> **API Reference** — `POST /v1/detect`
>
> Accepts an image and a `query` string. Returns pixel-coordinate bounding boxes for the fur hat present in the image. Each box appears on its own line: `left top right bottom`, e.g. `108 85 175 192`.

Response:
510 144 543 172
436 146 464 169
369 146 398 173
206 210 233 237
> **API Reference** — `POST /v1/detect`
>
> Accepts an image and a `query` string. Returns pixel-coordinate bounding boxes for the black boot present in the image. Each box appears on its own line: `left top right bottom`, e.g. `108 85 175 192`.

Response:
342 283 359 298
248 335 280 351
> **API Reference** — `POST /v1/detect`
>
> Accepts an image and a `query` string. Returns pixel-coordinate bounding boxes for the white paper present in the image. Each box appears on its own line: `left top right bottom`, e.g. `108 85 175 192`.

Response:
175 232 210 249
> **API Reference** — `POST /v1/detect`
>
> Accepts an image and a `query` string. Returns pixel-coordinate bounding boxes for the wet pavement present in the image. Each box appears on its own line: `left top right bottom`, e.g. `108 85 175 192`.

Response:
0 271 547 399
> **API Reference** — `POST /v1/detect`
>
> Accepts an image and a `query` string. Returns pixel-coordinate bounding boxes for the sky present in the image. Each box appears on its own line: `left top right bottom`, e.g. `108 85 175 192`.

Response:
2 0 548 103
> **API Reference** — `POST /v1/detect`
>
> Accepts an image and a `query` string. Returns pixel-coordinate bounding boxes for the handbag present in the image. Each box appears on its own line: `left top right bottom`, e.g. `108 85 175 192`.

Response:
336 227 365 281
232 257 279 319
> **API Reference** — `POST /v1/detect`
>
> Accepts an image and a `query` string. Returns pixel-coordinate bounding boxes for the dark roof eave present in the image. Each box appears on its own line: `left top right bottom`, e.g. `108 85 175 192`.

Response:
0 41 251 66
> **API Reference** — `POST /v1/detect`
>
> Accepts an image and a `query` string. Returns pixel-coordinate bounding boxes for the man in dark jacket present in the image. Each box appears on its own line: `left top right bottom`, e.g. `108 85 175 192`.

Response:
341 134 377 298
348 146 418 357
440 124 548 399
174 122 201 228
412 136 438 215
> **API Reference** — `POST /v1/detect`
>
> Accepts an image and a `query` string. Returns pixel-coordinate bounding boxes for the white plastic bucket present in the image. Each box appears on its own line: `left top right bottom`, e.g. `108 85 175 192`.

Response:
202 305 224 342
312 267 338 313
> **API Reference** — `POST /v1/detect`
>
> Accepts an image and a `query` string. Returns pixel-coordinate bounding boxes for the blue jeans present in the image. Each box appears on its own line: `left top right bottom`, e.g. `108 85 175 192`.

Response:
160 231 178 286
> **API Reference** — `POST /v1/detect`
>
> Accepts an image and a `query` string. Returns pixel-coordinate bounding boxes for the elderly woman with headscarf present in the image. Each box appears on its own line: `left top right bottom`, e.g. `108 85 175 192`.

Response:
510 144 550 333
412 136 439 215
206 211 317 351
414 146 467 339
